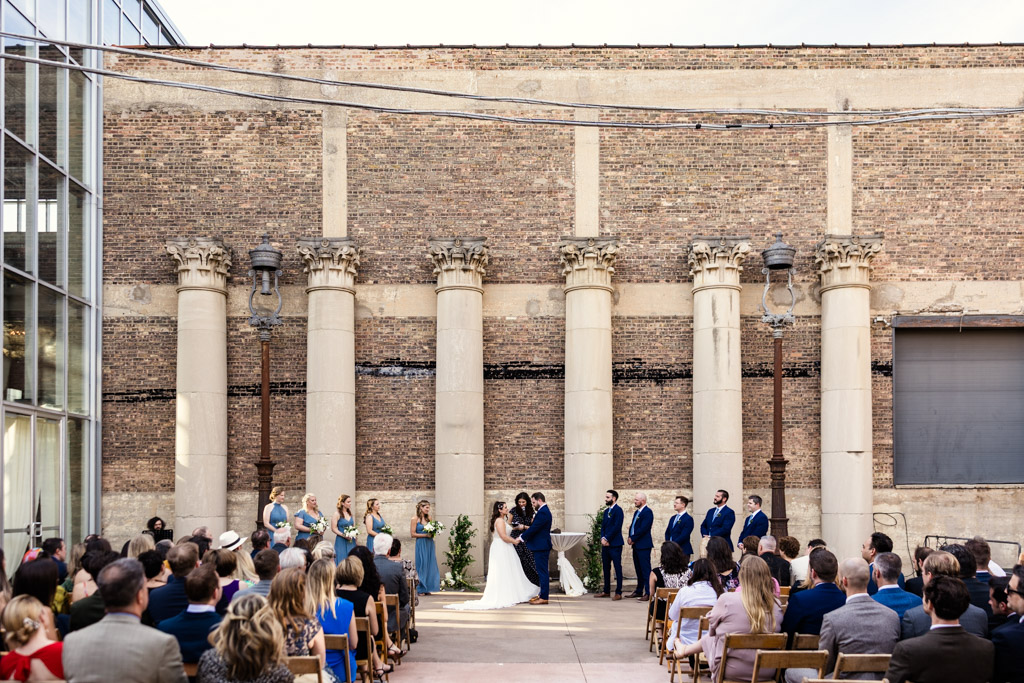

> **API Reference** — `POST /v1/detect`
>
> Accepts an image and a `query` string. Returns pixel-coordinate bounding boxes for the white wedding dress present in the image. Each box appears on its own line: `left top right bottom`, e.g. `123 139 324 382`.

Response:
444 521 540 610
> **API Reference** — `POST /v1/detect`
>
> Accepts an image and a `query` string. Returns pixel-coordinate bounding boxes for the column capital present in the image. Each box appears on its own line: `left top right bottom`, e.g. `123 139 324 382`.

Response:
297 237 360 293
428 237 488 293
166 237 231 294
815 234 883 292
688 236 751 292
559 237 618 293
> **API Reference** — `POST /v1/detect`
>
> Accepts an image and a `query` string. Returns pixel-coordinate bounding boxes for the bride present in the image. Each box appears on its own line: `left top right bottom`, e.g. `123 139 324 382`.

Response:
444 501 540 610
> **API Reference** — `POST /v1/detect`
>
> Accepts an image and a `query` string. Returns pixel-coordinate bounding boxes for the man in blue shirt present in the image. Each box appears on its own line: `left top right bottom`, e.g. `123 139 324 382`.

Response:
872 552 922 619
738 495 770 542
595 489 624 599
157 564 222 663
700 489 736 551
781 548 846 642
626 492 654 600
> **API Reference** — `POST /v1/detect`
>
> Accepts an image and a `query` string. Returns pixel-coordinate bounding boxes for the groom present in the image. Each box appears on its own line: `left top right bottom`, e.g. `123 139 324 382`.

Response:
520 492 552 605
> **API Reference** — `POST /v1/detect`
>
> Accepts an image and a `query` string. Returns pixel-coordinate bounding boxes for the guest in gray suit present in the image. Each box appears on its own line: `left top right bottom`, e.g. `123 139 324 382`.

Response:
785 557 900 682
901 550 988 640
372 533 410 634
63 558 188 683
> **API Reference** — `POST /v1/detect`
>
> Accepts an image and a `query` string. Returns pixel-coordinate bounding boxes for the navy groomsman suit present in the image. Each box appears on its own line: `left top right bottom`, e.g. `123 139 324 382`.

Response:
628 504 654 597
521 502 552 600
665 510 694 555
700 504 736 550
739 509 769 542
601 503 624 595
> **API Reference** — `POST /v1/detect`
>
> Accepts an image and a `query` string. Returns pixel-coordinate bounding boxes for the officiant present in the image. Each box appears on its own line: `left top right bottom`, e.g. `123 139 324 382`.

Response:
510 492 540 585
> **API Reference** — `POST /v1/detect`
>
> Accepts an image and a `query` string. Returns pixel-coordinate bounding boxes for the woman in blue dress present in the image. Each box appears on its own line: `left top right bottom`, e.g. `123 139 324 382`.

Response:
331 494 357 563
363 499 385 553
262 486 289 531
409 499 440 595
294 493 325 543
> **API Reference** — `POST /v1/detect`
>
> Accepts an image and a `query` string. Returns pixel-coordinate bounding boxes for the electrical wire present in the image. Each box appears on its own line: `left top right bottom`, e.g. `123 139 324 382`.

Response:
873 511 915 575
8 31 1024 121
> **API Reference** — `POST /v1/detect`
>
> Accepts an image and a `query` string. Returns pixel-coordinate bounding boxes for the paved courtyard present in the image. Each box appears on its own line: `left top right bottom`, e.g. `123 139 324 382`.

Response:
397 590 672 682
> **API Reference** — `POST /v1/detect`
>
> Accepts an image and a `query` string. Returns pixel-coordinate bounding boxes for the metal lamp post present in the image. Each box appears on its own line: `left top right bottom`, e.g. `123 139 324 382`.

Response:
247 234 284 528
760 233 797 537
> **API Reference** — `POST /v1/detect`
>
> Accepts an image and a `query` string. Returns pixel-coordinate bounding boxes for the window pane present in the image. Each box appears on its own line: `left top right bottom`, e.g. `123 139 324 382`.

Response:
38 44 65 166
37 0 64 40
3 412 33 570
37 162 64 286
67 299 86 413
123 0 140 25
142 8 158 45
4 138 35 273
3 4 36 143
68 181 87 298
67 0 87 44
159 28 171 46
121 14 139 45
36 416 60 531
102 0 118 44
66 417 88 546
4 272 34 403
68 70 87 183
37 286 63 409
9 0 31 21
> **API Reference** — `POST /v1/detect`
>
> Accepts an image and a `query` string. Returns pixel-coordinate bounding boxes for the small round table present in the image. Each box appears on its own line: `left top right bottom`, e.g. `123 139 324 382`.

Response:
550 532 588 596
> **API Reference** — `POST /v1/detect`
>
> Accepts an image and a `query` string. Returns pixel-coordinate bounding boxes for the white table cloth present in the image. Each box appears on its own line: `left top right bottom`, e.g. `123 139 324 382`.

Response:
550 532 588 596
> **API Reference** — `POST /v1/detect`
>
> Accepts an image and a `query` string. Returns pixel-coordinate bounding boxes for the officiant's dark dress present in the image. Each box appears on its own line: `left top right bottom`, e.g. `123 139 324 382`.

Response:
510 506 540 585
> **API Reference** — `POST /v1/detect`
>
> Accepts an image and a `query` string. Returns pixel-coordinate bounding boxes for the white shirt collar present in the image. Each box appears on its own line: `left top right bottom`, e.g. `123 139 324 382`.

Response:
187 604 217 614
749 509 761 517
636 505 647 513
877 584 900 591
846 593 873 603
930 623 960 630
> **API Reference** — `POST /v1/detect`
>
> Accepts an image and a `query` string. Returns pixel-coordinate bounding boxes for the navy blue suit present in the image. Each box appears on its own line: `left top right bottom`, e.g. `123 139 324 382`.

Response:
664 511 694 555
157 608 222 663
521 503 552 600
872 585 922 619
628 506 654 596
780 582 846 640
147 574 190 625
738 510 769 541
601 504 624 595
700 505 736 550
992 617 1024 683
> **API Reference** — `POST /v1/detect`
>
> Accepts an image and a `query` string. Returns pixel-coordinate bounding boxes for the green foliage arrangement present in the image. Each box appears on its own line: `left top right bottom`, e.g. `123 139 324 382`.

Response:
441 513 478 591
581 505 606 592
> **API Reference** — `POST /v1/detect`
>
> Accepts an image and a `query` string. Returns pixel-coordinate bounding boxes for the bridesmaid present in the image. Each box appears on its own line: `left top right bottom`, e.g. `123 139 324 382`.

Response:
332 494 356 562
294 493 324 543
262 487 289 530
364 499 385 553
409 500 440 595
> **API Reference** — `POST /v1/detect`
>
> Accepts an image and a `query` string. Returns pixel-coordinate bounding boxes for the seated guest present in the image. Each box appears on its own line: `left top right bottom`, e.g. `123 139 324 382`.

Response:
778 536 800 567
669 559 724 651
785 557 899 683
63 558 188 683
0 595 64 681
885 575 993 683
198 594 292 683
336 556 392 678
232 549 279 602
673 556 783 682
203 549 241 614
311 542 336 564
740 535 760 558
904 546 932 598
308 558 357 682
267 567 326 664
648 542 689 622
250 529 271 559
349 546 400 660
943 543 993 619
69 551 120 633
992 564 1024 683
901 550 989 639
780 547 845 641
372 534 410 635
871 552 922 619
861 532 904 595
967 537 995 582
758 535 791 587
148 542 199 625
988 576 1016 631
791 538 826 586
271 527 291 554
706 536 740 592
279 547 306 571
140 550 169 591
40 537 68 582
157 564 223 664
71 537 111 603
126 534 156 559
12 558 62 640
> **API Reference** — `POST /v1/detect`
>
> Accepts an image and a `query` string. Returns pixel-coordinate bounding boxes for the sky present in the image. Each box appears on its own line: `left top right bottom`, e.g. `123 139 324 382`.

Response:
159 0 1024 47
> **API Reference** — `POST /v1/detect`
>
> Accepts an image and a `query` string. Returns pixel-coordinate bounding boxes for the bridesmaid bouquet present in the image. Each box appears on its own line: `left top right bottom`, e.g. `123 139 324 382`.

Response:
274 521 291 529
342 525 359 540
380 523 394 535
310 518 329 536
423 521 446 538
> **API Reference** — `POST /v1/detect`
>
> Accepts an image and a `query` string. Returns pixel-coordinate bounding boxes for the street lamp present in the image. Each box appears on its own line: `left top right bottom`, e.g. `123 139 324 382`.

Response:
760 233 796 538
247 234 283 529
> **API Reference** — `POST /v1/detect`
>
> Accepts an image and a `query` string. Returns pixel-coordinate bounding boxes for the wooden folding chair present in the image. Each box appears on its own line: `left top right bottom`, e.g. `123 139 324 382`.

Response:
792 634 820 650
287 656 323 683
373 601 393 671
384 593 410 655
832 653 891 678
182 661 199 677
750 649 827 683
687 615 712 683
665 606 714 683
354 617 376 683
323 634 353 683
715 633 788 683
779 586 790 596
407 577 417 629
650 588 678 653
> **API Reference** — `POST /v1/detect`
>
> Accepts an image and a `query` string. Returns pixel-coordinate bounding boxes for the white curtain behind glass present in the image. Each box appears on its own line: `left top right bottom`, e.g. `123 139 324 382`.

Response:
36 417 60 531
4 413 32 570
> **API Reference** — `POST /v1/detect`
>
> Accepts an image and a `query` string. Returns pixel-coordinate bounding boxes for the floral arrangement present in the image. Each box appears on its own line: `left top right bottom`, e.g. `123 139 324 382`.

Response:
274 521 291 530
440 571 471 590
580 505 605 594
423 520 446 538
380 523 394 536
310 517 329 536
342 525 359 540
442 514 477 591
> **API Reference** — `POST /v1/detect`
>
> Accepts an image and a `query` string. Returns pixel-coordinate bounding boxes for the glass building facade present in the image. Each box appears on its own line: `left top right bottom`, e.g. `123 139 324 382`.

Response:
1 0 182 567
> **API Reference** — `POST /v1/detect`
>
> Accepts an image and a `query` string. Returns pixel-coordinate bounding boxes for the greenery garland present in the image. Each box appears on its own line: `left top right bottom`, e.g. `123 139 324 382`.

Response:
441 513 478 591
581 505 605 592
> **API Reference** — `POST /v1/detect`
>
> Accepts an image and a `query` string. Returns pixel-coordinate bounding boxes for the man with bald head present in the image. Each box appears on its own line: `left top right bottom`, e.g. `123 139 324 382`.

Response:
785 557 900 682
626 492 654 600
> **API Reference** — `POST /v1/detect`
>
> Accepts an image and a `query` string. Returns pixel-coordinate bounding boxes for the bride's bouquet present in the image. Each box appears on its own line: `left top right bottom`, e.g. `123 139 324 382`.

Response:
342 525 359 540
310 517 329 536
380 523 394 536
422 521 445 538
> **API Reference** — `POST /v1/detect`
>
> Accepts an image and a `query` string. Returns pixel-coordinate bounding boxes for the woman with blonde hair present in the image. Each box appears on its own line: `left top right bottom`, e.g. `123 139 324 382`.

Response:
126 533 155 559
307 559 357 682
262 487 289 531
311 542 335 564
267 568 326 665
673 555 783 682
331 494 357 562
0 595 64 681
294 494 326 544
363 499 385 554
231 547 259 584
409 499 440 595
197 593 293 683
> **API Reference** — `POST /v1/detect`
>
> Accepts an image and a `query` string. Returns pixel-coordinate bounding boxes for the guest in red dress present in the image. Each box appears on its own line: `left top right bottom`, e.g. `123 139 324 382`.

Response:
0 594 64 681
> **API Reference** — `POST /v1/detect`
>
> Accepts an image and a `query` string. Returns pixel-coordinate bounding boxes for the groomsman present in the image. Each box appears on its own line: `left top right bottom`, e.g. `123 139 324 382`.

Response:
700 489 736 551
626 492 654 601
739 495 770 541
664 495 694 565
595 489 624 599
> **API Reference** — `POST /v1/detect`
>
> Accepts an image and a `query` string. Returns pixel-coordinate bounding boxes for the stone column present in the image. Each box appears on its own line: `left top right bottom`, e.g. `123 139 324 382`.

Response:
816 234 883 560
165 238 231 538
560 237 618 533
429 237 488 575
297 237 360 514
688 237 750 534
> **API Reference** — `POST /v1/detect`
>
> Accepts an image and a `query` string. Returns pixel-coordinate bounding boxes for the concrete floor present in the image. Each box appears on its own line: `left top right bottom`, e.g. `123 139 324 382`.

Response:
393 590 678 682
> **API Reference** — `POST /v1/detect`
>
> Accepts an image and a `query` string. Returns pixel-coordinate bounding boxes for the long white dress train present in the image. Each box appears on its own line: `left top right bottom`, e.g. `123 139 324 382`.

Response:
444 523 540 610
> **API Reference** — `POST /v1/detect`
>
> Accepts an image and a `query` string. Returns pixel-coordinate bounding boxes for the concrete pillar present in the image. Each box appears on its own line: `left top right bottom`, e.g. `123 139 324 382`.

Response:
816 234 883 561
165 238 231 538
297 237 360 513
688 237 751 531
559 237 618 533
429 237 488 575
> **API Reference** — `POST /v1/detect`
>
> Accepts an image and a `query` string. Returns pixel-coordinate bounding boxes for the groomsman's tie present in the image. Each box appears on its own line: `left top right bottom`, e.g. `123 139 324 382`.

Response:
713 507 720 520
673 513 681 528
630 513 637 536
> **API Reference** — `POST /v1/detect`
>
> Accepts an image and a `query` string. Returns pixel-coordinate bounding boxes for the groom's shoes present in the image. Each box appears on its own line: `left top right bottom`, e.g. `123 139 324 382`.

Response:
593 592 610 598
531 598 549 605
